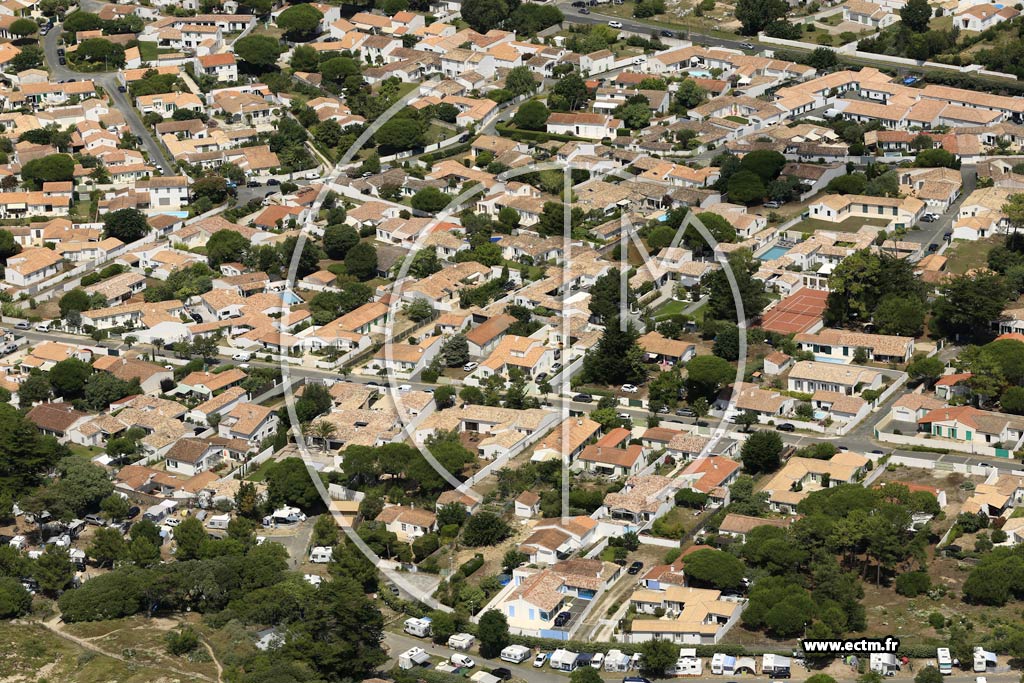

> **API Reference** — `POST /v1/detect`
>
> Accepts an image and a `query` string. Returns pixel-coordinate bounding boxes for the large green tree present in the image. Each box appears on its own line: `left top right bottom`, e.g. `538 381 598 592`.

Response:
276 3 323 41
461 0 509 32
735 0 787 34
235 35 285 70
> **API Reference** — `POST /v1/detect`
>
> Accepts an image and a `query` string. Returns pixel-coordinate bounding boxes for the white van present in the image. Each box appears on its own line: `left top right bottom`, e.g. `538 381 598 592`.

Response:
232 351 252 362
591 653 605 669
451 653 475 669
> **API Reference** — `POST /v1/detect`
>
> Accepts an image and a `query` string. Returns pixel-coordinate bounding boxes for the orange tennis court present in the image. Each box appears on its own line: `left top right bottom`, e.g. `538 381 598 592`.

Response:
759 288 829 334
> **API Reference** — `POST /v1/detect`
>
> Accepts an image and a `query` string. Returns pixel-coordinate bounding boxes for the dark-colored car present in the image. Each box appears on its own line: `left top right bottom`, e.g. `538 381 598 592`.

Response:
928 243 940 252
554 611 572 627
246 180 261 187
535 372 548 383
944 232 953 241
57 48 65 56
126 506 141 519
627 561 644 575
117 85 127 92
675 407 696 417
660 29 674 37
776 423 796 432
573 393 593 403
59 57 66 65
491 668 513 681
267 179 280 185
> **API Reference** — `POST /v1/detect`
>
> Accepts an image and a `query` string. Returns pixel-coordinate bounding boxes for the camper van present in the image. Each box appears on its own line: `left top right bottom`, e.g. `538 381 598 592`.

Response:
309 546 333 563
937 648 953 675
711 653 726 675
404 617 433 638
399 647 431 670
500 645 531 664
448 633 475 651
207 514 231 530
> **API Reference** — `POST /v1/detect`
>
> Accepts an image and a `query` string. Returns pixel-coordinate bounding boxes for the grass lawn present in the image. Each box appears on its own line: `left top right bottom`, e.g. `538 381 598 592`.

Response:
654 298 689 320
790 215 890 235
69 444 103 458
244 457 277 482
593 2 741 39
138 41 158 62
724 115 748 124
70 198 94 222
944 236 999 274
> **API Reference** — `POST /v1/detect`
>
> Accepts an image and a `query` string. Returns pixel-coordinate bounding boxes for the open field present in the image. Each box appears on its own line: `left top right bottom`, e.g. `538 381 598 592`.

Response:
944 237 999 274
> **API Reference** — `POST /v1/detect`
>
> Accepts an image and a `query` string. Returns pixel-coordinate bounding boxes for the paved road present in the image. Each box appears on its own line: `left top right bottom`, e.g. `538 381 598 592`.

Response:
902 164 976 250
556 1 751 51
42 20 175 175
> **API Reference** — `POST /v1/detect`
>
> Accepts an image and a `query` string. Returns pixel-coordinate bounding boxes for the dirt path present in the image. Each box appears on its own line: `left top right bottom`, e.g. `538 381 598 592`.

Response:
39 615 217 683
200 637 223 683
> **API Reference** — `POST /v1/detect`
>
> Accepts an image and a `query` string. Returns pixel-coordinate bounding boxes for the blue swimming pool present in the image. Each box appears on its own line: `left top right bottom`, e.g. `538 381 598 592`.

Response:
759 245 791 261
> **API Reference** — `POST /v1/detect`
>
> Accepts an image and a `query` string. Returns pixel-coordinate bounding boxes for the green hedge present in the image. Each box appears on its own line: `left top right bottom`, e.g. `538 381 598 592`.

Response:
458 554 485 578
420 142 472 164
494 123 582 144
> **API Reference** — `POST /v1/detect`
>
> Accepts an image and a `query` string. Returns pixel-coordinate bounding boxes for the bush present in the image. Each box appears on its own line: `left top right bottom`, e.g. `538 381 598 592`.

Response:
927 612 945 630
166 627 200 656
458 554 485 578
895 571 931 597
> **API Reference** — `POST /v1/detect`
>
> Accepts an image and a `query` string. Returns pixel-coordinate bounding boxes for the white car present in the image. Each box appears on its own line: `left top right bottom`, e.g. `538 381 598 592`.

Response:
621 383 639 393
533 653 549 668
463 361 479 373
451 653 475 668
232 352 252 362
608 20 623 28
397 384 412 392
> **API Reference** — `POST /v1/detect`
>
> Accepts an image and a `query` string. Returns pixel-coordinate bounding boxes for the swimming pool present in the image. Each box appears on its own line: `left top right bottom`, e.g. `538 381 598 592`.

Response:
688 69 713 78
759 245 791 261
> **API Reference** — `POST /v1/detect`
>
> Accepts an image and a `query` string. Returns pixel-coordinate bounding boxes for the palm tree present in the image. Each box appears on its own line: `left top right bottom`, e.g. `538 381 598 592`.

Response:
310 420 337 453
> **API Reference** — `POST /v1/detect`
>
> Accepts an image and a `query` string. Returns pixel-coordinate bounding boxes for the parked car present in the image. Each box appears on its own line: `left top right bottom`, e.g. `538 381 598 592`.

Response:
741 42 755 49
591 653 605 669
535 372 548 383
764 200 782 209
533 653 550 668
944 231 953 241
232 352 252 362
608 20 623 27
59 57 66 65
627 561 644 575
57 48 65 56
675 407 697 417
661 29 674 37
554 611 572 627
573 393 593 403
84 514 105 526
776 422 796 432
463 361 479 372
491 668 513 680
267 179 280 185
451 654 475 668
126 506 141 519
579 7 590 12
14 321 29 330
928 243 940 252
246 180 262 188
621 383 639 393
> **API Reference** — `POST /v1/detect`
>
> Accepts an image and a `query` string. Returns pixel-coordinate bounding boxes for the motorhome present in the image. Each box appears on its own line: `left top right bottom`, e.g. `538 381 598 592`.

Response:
404 616 433 638
448 633 475 651
399 647 431 670
937 648 953 675
763 654 791 679
309 546 333 563
500 645 532 664
711 653 726 675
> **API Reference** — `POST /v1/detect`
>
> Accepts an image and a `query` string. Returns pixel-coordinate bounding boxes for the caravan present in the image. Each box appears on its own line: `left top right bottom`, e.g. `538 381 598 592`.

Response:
500 645 531 664
207 514 231 530
404 616 433 638
263 506 307 526
870 654 900 677
448 633 475 651
763 654 791 679
668 649 703 676
973 648 997 673
399 647 431 670
605 650 632 673
549 649 581 672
